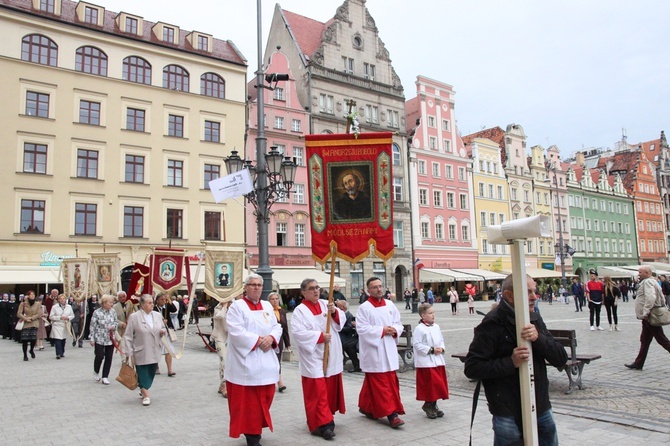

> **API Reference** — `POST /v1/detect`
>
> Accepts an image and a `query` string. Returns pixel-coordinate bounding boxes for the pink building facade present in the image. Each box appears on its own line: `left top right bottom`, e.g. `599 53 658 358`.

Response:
406 76 478 287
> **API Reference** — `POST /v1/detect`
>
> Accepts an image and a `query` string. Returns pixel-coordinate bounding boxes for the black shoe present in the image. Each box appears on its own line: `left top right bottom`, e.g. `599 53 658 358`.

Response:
358 408 375 419
244 434 262 446
30 351 35 359
321 428 335 440
23 356 28 361
624 363 642 370
56 355 61 359
72 341 76 347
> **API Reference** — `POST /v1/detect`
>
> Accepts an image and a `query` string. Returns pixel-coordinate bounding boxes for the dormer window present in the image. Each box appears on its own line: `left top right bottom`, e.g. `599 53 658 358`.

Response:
117 13 143 35
75 2 103 25
152 23 179 44
187 32 212 53
35 0 60 15
126 17 138 34
163 26 174 43
84 6 97 24
197 35 208 51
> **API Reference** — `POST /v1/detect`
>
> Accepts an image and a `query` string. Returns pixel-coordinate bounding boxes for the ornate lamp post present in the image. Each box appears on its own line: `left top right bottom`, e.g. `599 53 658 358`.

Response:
223 0 296 299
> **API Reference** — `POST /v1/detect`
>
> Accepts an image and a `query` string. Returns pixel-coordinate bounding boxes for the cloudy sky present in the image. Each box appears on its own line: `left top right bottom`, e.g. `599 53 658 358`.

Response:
106 0 670 158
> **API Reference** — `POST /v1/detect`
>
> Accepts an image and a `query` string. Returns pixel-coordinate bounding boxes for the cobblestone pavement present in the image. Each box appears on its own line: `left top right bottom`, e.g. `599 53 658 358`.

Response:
1 298 669 445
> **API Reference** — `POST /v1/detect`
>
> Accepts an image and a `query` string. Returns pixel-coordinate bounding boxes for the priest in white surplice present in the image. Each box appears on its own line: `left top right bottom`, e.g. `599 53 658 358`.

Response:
225 274 283 446
291 278 347 440
357 276 406 428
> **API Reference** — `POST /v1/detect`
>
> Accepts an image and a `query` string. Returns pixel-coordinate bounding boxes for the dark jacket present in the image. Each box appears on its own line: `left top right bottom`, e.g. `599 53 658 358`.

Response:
154 303 178 329
464 300 568 422
276 308 290 351
338 310 358 347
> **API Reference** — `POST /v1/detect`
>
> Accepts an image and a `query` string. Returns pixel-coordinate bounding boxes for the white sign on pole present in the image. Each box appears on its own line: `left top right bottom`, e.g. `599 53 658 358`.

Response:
209 169 254 203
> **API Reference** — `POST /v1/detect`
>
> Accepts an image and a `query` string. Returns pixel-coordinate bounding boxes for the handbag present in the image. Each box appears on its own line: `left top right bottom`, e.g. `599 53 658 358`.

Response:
116 360 138 390
281 349 294 362
15 320 24 331
167 327 177 342
649 306 670 327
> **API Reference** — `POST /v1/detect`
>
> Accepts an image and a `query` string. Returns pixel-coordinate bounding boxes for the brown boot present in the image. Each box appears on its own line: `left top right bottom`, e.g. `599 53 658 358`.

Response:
422 402 437 419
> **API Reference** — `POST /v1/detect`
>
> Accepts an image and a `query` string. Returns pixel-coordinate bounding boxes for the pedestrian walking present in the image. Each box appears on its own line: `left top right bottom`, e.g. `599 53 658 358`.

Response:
586 269 604 331
602 276 621 331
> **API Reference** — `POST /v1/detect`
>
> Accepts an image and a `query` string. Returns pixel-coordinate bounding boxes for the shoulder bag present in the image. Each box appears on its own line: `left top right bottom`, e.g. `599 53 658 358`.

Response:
15 303 25 330
115 359 138 390
649 285 670 327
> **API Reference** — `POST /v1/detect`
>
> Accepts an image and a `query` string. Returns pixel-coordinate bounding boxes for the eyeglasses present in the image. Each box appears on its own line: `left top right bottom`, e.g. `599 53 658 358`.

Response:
306 286 320 291
246 283 263 288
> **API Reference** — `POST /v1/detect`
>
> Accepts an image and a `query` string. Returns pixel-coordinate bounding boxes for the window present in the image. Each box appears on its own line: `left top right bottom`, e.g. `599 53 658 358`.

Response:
480 212 487 227
123 56 151 85
600 200 606 211
40 0 54 13
444 139 452 152
388 110 399 128
342 57 354 75
167 159 183 186
498 186 504 200
570 216 576 229
273 87 284 101
21 34 58 66
577 217 583 229
293 147 304 166
429 137 437 149
293 184 305 204
319 94 334 113
365 105 379 124
623 204 629 215
163 65 189 92
627 240 633 253
204 211 221 240
585 219 591 231
201 73 225 99
166 209 183 239
23 143 47 174
421 222 430 239
291 119 301 132
204 120 220 142
276 222 287 246
488 184 494 198
448 223 457 240
197 34 208 51
295 223 306 247
478 183 484 197
524 190 530 202
363 63 375 80
489 213 496 226
419 189 428 206
432 163 440 177
447 192 455 208
435 222 444 240
168 114 184 137
126 108 145 132
123 206 143 237
393 144 401 166
81 7 97 24
125 155 144 183
76 149 98 178
568 195 575 207
428 116 436 127
445 165 453 179
393 177 403 201
433 190 442 207
527 240 533 254
418 160 427 175
460 194 468 209
274 116 284 129
125 17 138 34
26 91 49 117
462 225 470 241
594 219 600 231
511 188 518 200
163 26 174 43
393 221 404 248
79 100 100 125
458 167 466 181
20 199 45 233
75 46 107 76
204 164 220 189
442 119 451 131
482 240 488 254
74 203 96 235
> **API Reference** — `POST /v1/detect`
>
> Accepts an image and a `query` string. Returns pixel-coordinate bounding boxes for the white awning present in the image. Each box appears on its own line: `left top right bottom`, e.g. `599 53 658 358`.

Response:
452 268 507 281
419 268 481 283
502 268 572 279
642 262 670 275
270 268 347 290
0 266 61 285
597 266 638 279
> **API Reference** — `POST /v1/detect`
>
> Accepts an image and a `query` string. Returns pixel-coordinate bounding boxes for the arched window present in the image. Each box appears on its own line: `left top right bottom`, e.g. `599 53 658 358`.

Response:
392 143 401 165
75 46 108 76
21 34 58 66
123 56 151 85
200 72 225 99
163 65 189 92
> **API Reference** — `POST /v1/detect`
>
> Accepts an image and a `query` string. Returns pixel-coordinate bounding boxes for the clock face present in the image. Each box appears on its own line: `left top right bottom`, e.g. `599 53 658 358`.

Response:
428 99 434 107
413 138 420 148
460 148 466 157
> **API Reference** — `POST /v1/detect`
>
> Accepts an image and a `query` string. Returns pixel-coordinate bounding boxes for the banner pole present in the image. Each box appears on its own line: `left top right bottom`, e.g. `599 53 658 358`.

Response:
323 245 337 375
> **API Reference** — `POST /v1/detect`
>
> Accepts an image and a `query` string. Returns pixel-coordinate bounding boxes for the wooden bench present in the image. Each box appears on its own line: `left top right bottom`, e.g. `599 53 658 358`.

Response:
451 328 601 395
397 323 414 372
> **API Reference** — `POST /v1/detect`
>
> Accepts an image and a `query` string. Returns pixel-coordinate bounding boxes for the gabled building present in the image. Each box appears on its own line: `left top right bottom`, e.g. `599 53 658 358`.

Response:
0 0 247 293
638 131 670 258
265 0 410 296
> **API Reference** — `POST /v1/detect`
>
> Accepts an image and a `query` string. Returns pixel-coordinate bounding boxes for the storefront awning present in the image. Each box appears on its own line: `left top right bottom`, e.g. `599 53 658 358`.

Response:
501 268 573 279
271 268 346 290
597 266 638 279
0 266 61 285
452 269 507 281
419 268 481 283
642 262 670 275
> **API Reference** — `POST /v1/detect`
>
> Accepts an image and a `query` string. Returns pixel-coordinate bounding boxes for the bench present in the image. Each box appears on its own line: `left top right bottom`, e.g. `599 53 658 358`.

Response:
397 323 414 372
451 329 601 395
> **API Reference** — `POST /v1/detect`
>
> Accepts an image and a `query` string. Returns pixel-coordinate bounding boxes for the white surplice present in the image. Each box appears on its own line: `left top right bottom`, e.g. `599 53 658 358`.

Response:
356 298 404 372
412 323 446 368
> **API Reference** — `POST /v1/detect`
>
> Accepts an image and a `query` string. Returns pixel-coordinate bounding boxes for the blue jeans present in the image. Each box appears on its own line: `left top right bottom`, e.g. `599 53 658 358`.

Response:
493 409 558 446
54 339 66 357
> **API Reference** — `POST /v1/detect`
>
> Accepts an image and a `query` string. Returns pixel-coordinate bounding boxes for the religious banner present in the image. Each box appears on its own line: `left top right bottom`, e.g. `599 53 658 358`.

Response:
151 248 185 295
60 258 90 302
306 132 395 264
204 246 245 303
126 262 152 304
89 253 121 297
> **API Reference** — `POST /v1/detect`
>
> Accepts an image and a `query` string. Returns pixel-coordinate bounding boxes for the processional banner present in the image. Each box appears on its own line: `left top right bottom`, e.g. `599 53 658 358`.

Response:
204 246 245 303
126 262 152 303
89 253 121 297
151 248 185 295
305 132 395 265
60 258 90 302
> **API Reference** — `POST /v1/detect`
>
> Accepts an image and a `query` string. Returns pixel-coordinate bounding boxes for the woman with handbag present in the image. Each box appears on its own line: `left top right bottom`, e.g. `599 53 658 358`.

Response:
17 290 40 361
153 292 177 377
90 295 118 385
49 293 75 359
603 276 621 331
124 294 165 406
268 292 290 393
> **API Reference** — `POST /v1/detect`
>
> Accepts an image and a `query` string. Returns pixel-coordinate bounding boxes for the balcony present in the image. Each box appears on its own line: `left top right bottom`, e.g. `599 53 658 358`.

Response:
310 65 404 98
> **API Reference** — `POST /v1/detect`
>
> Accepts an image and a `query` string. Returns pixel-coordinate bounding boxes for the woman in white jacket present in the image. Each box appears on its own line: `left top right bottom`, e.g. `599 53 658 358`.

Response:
49 294 74 359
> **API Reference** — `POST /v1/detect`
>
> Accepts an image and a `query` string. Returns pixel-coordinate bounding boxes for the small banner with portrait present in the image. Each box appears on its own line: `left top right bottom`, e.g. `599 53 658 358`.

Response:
126 262 152 304
89 253 121 297
204 246 245 303
151 248 185 295
305 132 395 265
61 258 90 302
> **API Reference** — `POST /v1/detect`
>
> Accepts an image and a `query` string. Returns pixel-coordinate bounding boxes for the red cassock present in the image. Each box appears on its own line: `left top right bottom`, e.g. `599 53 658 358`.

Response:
301 375 346 431
358 371 405 419
415 365 449 401
226 382 276 438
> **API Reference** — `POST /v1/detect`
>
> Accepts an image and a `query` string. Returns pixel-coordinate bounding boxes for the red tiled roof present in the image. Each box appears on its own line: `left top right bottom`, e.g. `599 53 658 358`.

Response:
638 138 661 166
282 9 327 60
462 126 505 147
0 0 247 65
596 151 640 194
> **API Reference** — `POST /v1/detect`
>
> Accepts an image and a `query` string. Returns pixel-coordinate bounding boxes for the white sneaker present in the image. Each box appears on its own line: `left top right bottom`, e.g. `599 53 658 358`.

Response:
590 326 595 331
609 325 614 331
101 378 110 385
615 325 620 331
93 372 100 381
597 326 604 331
142 397 151 406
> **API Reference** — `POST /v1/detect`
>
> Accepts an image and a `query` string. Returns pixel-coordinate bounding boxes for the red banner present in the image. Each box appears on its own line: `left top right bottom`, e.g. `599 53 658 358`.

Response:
306 132 394 264
126 262 152 303
151 248 185 295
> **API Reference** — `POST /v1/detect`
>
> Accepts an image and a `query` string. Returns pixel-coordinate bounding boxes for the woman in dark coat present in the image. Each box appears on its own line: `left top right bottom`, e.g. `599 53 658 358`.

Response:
268 292 291 392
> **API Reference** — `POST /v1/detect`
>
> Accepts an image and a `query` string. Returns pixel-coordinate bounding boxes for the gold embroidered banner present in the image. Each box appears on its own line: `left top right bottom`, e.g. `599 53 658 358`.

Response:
60 258 90 302
89 253 121 297
204 247 245 303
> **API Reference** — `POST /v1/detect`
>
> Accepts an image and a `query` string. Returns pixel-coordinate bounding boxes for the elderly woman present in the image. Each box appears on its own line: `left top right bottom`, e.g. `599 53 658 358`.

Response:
268 292 291 393
17 290 41 361
90 295 119 385
49 293 74 359
124 294 165 406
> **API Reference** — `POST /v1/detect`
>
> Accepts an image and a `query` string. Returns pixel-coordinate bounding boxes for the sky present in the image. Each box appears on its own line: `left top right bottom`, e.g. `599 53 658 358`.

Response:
104 0 670 159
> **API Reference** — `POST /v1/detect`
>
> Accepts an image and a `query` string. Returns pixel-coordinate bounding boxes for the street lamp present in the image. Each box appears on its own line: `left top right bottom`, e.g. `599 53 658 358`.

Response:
223 0 296 299
545 160 568 289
